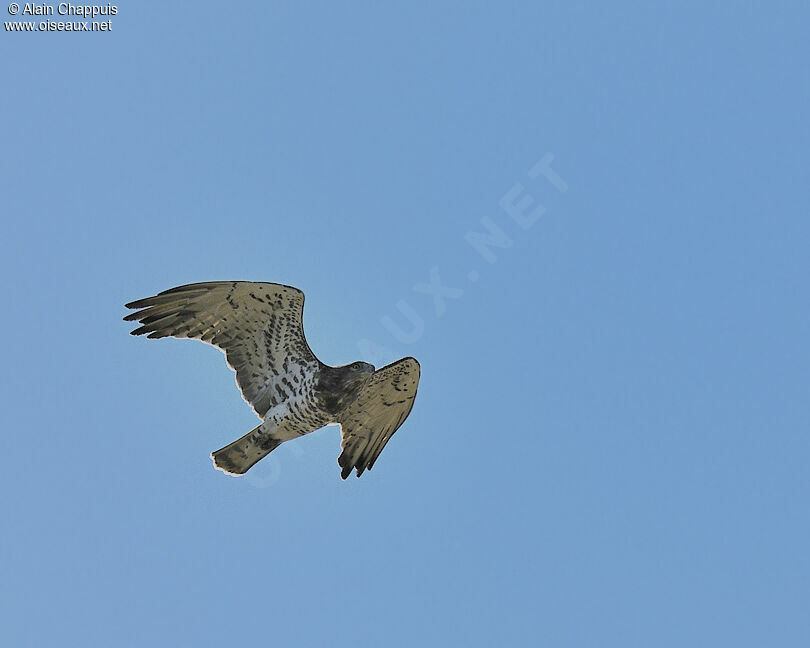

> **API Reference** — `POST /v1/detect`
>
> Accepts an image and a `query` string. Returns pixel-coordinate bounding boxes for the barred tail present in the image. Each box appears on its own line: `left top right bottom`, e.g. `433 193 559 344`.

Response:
211 424 281 475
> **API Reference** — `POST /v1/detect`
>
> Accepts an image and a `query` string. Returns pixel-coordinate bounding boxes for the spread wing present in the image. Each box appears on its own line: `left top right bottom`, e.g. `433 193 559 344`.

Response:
124 281 318 417
336 357 420 479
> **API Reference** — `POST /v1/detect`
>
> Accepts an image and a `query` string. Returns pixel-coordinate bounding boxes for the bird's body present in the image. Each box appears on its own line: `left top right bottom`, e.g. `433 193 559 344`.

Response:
125 281 420 479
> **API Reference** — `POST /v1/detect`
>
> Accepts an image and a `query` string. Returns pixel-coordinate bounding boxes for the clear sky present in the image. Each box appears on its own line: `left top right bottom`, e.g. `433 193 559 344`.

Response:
2 3 809 646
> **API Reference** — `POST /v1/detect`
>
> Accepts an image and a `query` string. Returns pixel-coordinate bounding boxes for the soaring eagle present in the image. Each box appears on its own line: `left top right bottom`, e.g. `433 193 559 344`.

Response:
124 281 420 479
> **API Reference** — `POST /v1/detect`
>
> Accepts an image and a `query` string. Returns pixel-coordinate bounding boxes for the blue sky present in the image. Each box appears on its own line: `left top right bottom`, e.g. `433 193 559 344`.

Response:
2 2 809 646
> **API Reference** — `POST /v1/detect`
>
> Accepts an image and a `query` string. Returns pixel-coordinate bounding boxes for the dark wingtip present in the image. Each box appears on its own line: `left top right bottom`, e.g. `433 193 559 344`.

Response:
125 298 155 309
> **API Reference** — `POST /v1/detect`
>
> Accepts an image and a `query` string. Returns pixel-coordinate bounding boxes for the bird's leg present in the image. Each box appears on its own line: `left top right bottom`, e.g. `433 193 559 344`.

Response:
257 403 301 446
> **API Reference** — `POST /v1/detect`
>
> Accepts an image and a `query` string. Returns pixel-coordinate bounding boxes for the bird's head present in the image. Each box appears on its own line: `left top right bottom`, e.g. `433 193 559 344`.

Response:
316 361 376 413
346 361 375 375
339 360 375 394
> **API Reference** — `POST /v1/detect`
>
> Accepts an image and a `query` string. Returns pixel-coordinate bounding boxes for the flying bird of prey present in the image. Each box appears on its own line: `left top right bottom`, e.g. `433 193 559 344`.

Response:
124 281 420 479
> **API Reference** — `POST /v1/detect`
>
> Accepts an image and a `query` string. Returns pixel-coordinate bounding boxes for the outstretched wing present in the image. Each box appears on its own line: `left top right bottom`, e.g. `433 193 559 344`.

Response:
336 357 420 479
124 281 318 417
